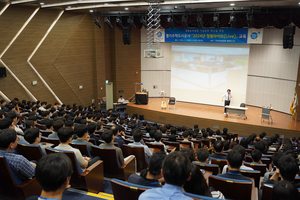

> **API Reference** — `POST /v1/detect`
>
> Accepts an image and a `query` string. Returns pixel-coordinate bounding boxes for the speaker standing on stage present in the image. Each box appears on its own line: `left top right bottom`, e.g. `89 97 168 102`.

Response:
222 89 232 114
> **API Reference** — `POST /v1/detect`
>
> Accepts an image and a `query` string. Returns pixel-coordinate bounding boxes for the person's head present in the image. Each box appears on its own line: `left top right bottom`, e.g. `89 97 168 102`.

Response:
154 132 162 142
272 152 284 168
192 131 198 139
284 149 297 159
232 145 246 159
162 151 192 186
41 111 50 118
223 128 228 134
35 153 72 193
254 141 265 153
202 132 208 138
149 129 156 139
65 120 74 128
140 151 166 179
208 130 214 136
180 148 195 162
133 129 143 142
227 150 243 169
53 120 64 132
227 89 231 94
251 149 262 163
170 128 176 135
183 164 212 197
182 131 189 139
96 122 103 130
5 111 17 123
87 123 96 134
101 130 114 144
0 110 5 119
111 125 119 136
74 124 88 138
222 140 230 151
57 127 74 143
239 138 248 149
213 140 224 153
120 95 123 99
80 119 87 125
0 118 13 129
277 156 299 182
1 99 6 106
160 127 167 134
166 124 171 130
0 129 18 150
24 120 34 129
196 148 210 163
168 134 176 142
271 180 299 200
229 141 237 149
24 128 41 144
45 119 53 129
216 130 221 135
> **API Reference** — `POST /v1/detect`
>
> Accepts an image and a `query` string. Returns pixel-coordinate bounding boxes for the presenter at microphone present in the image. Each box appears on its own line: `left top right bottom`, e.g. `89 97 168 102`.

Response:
222 89 232 114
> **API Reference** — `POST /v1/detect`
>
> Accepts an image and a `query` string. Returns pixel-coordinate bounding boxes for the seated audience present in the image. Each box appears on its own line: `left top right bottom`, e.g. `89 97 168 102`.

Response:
128 129 153 160
45 119 54 133
180 148 195 162
24 128 47 155
217 150 252 181
87 122 100 145
55 127 100 170
151 132 167 152
100 130 125 165
139 152 192 200
261 152 284 185
251 149 263 164
26 153 72 200
128 151 166 187
209 140 227 160
72 124 93 156
184 164 225 199
48 120 64 138
196 148 210 163
111 125 125 151
271 180 299 200
182 131 194 150
0 129 35 181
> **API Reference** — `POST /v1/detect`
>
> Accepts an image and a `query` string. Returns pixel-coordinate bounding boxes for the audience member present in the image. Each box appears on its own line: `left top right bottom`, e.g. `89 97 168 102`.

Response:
271 180 299 200
196 148 210 163
48 120 64 138
209 140 226 160
72 124 94 156
24 128 47 155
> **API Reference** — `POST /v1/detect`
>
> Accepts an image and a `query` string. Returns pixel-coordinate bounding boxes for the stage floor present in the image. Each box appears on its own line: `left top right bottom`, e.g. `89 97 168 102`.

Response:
126 98 300 138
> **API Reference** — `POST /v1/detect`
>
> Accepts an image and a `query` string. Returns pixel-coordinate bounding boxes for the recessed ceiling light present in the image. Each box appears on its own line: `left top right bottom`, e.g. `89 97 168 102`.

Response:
104 3 109 5
230 3 235 6
89 10 93 12
298 2 300 4
40 2 44 5
125 7 129 10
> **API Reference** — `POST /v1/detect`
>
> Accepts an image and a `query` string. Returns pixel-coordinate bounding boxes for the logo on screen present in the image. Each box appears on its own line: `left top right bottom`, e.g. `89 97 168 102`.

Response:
251 32 258 39
157 31 162 38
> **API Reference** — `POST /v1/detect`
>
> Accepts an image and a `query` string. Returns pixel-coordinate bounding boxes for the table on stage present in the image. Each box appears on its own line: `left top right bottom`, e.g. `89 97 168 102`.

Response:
135 92 148 105
113 102 129 111
225 105 248 120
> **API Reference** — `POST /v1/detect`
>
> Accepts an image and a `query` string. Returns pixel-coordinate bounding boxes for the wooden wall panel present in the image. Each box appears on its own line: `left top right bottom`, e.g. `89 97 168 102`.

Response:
296 55 300 119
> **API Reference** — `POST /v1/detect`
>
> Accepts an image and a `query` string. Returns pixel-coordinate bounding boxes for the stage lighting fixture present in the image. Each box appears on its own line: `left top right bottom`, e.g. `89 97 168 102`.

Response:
229 11 236 28
213 12 219 28
140 16 148 29
167 14 175 29
182 14 189 29
116 16 124 30
246 10 253 28
127 16 136 29
196 14 203 28
104 16 113 29
93 18 102 29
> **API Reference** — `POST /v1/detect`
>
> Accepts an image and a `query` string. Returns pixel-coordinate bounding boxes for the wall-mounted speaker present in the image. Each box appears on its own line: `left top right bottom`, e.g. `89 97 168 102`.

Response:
283 26 295 49
0 67 6 78
122 27 131 45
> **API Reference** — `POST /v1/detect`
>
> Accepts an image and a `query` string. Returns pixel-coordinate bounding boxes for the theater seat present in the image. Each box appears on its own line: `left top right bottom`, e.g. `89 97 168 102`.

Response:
123 144 147 172
0 154 41 200
92 145 135 181
244 162 267 177
69 142 92 157
208 175 252 200
16 142 44 161
45 147 104 193
145 142 165 152
240 169 261 188
192 161 219 175
40 136 60 147
210 158 227 172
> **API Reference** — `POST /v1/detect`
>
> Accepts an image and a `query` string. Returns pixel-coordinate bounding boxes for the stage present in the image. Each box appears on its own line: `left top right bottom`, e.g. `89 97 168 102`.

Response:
126 98 300 138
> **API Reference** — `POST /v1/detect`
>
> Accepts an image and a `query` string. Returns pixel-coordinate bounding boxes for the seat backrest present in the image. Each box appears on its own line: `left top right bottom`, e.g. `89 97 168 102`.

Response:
39 129 53 137
201 139 210 148
40 136 60 146
244 162 266 176
123 144 147 172
92 145 121 175
262 107 270 115
16 142 44 161
210 158 227 172
261 183 273 200
145 142 165 152
69 142 91 157
240 169 261 188
209 175 252 200
111 178 152 200
169 97 176 103
163 141 180 151
184 192 223 200
180 141 192 149
192 161 219 175
36 123 46 130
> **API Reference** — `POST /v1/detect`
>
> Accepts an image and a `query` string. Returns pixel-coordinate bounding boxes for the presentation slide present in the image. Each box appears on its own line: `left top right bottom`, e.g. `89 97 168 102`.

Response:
171 43 250 107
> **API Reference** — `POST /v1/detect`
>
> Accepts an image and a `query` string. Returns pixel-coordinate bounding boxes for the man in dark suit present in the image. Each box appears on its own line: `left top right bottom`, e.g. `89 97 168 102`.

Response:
209 140 227 160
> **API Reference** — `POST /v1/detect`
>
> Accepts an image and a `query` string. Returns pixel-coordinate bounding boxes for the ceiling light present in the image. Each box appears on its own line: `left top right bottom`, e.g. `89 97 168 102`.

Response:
89 10 93 12
299 2 300 4
40 2 44 5
104 16 113 29
116 16 124 30
125 7 129 10
197 14 203 28
230 3 235 6
127 16 136 29
93 18 102 28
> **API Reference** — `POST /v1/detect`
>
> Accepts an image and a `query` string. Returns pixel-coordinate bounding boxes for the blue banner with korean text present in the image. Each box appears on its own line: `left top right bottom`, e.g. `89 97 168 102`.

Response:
164 28 248 43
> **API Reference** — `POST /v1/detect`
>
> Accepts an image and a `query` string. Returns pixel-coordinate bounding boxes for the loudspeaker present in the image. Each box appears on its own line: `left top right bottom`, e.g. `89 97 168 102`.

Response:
0 67 6 78
122 27 131 45
283 26 295 49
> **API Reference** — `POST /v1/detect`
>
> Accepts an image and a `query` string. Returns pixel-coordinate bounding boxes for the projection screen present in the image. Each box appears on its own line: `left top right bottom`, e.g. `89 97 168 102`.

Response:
170 43 250 107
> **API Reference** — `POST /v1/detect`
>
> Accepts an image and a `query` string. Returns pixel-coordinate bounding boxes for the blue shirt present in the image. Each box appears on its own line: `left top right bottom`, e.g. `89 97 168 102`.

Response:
139 184 193 200
0 150 35 182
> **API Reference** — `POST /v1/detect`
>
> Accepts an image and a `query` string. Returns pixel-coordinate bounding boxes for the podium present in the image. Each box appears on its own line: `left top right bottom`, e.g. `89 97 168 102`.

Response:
135 92 148 105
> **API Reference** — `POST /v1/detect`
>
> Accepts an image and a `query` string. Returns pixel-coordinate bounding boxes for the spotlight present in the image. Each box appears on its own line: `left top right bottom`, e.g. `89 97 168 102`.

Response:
246 10 253 28
93 18 102 29
127 16 136 29
182 14 189 29
167 14 175 29
229 11 236 28
116 16 123 30
196 14 203 28
140 16 148 29
104 16 113 29
213 11 219 28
